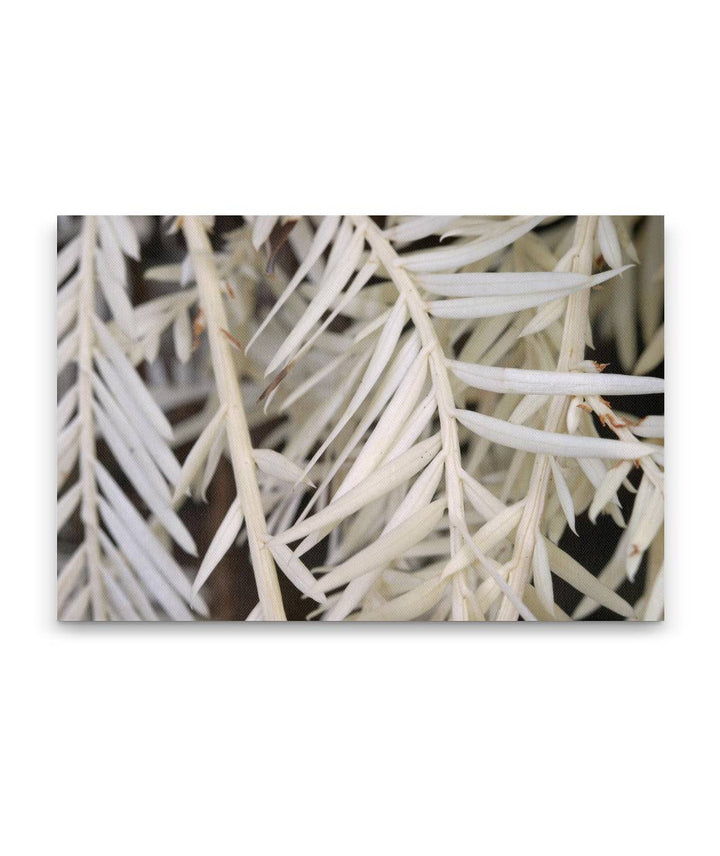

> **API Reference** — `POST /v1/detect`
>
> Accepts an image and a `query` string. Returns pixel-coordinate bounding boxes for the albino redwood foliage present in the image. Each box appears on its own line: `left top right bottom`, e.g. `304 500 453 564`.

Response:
57 215 664 621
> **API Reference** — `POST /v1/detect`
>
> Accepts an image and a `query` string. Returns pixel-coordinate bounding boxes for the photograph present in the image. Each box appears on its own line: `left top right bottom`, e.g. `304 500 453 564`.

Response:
8 2 717 853
56 215 664 621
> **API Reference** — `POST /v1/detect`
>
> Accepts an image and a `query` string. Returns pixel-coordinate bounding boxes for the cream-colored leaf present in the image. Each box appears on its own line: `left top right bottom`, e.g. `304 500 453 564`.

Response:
144 263 183 283
428 266 631 319
549 456 576 535
200 425 226 501
57 235 81 284
173 404 228 502
298 298 407 475
56 385 78 433
57 482 82 532
93 315 173 440
94 407 197 556
102 568 141 620
97 216 126 284
173 308 193 363
91 369 172 500
315 498 446 594
455 520 536 621
97 499 195 621
107 215 140 260
251 216 278 250
384 216 457 244
627 415 664 439
455 408 655 460
61 585 91 620
95 247 135 337
323 451 446 621
441 502 524 579
357 577 446 621
401 216 544 273
589 461 633 523
625 477 663 582
633 324 664 376
344 348 429 487
598 215 622 270
519 297 566 337
95 461 205 613
57 327 79 373
57 544 86 611
57 415 81 462
272 434 442 545
254 448 314 487
460 469 506 520
267 541 325 604
532 531 554 614
97 530 158 620
294 332 420 522
383 388 437 463
448 361 663 397
56 289 78 339
247 215 341 352
544 538 635 619
419 265 629 297
193 497 244 598
265 224 366 375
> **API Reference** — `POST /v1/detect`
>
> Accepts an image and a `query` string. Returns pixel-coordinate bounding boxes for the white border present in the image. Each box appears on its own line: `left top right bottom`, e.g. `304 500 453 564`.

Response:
3 2 715 853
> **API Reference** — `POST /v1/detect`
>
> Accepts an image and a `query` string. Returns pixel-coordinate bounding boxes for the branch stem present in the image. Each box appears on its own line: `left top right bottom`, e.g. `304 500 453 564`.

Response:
356 217 469 618
182 217 286 620
77 216 104 618
497 216 598 620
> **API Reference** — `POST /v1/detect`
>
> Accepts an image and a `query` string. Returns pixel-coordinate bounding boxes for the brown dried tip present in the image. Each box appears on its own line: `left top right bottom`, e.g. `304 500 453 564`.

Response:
593 361 610 372
220 328 244 352
192 308 205 335
259 360 295 402
225 281 236 298
576 402 592 413
192 308 206 352
266 218 299 274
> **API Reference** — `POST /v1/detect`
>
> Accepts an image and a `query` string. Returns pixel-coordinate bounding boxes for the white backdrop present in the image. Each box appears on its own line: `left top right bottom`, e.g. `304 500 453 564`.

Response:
3 2 714 853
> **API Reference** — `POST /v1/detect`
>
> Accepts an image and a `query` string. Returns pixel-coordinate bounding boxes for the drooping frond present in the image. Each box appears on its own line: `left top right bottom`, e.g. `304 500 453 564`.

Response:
245 215 664 621
57 216 207 620
58 215 664 621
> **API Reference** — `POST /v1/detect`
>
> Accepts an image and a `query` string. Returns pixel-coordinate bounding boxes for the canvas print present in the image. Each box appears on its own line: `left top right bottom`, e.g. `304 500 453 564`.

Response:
56 216 664 621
